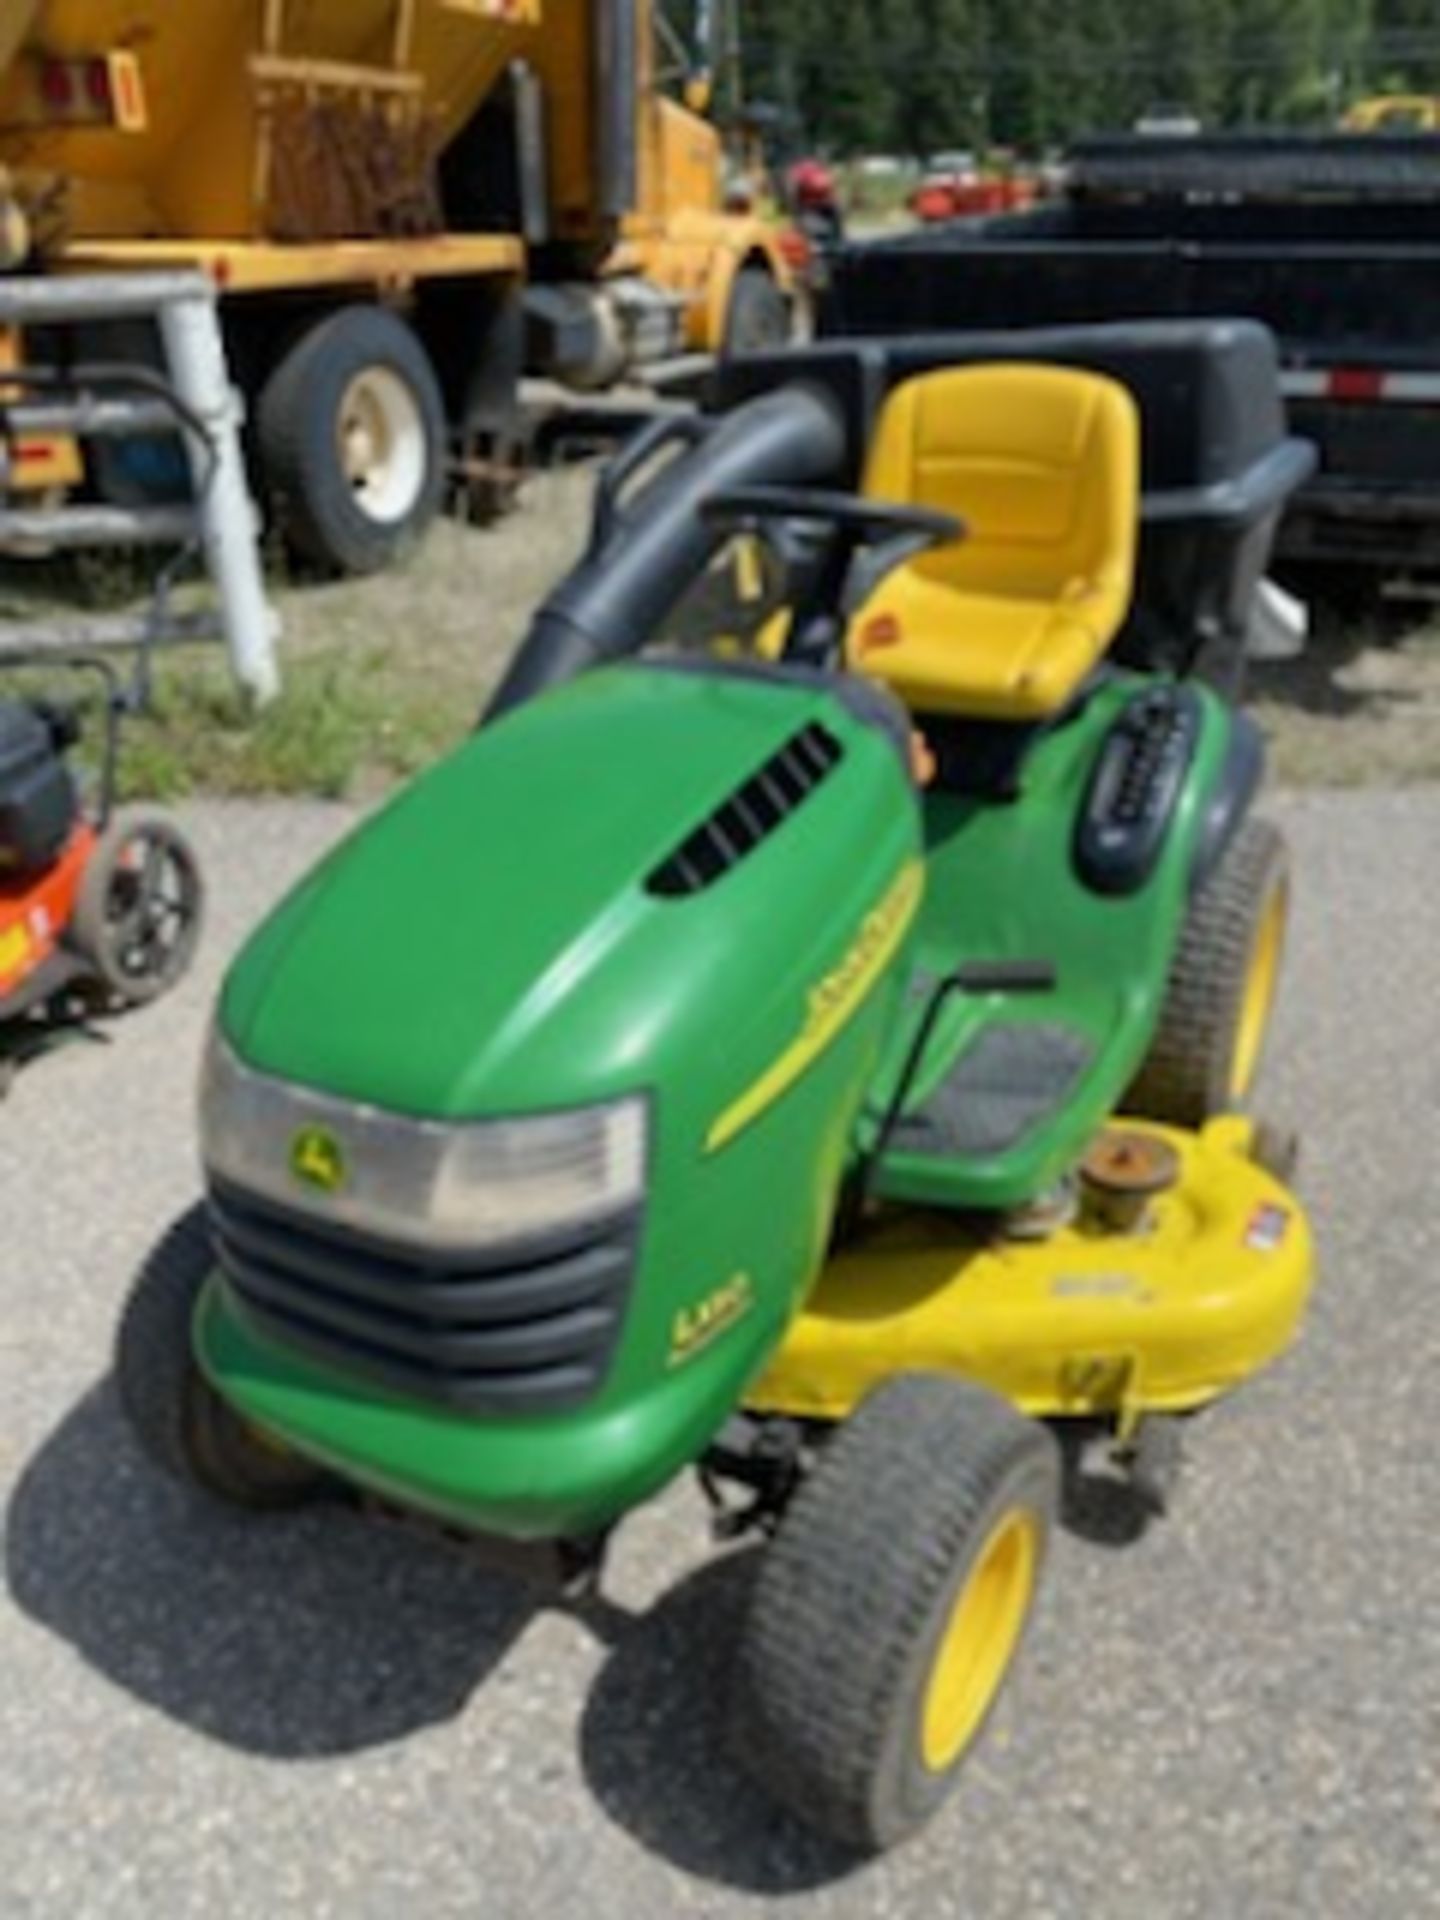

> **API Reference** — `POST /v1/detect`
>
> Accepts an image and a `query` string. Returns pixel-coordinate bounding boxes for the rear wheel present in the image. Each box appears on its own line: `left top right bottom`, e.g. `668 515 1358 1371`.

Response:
71 810 204 1008
116 1206 327 1509
257 305 447 576
1127 816 1290 1127
730 1374 1057 1852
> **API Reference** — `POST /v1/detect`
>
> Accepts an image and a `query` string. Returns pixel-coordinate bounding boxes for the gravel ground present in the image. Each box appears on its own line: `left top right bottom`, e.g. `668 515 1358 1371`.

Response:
2 789 1437 1920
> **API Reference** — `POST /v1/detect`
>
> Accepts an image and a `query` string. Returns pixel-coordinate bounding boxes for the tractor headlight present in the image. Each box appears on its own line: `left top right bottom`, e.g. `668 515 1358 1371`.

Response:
200 1031 648 1252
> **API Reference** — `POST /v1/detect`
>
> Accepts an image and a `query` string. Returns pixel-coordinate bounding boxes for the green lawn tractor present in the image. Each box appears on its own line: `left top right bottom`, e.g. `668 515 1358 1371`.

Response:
116 319 1318 1852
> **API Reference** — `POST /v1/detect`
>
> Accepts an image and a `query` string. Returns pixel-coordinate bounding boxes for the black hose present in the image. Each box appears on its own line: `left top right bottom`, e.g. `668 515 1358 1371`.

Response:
486 384 847 719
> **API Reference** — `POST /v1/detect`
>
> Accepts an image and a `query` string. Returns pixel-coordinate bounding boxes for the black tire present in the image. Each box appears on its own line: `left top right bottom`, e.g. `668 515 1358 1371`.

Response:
116 1206 327 1509
71 810 204 1008
723 267 791 358
1127 816 1291 1128
256 305 447 576
731 1375 1058 1852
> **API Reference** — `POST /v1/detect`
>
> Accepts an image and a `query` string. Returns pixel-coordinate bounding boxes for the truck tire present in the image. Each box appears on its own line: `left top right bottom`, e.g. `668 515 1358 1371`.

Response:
116 1206 328 1509
1126 816 1290 1127
730 1374 1057 1852
257 306 447 576
723 267 791 358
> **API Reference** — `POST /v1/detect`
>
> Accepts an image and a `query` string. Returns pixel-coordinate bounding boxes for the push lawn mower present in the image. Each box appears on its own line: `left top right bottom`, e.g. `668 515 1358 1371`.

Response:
0 646 204 1088
116 318 1317 1852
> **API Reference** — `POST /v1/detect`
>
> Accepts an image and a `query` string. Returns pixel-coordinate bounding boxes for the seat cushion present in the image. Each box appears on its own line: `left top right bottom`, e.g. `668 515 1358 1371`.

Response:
855 364 1139 720
849 570 1119 722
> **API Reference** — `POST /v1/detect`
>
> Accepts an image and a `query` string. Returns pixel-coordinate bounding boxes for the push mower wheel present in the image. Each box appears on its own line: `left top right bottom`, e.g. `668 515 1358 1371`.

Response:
730 1374 1058 1852
1127 816 1290 1128
71 810 204 1008
116 1206 327 1510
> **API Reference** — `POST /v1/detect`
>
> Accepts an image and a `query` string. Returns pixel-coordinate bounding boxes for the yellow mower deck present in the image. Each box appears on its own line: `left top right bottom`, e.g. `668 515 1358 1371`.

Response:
748 1118 1313 1430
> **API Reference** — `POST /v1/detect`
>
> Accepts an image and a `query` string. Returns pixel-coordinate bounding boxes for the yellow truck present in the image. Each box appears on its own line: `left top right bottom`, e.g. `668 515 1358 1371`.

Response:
0 0 792 571
1341 95 1440 133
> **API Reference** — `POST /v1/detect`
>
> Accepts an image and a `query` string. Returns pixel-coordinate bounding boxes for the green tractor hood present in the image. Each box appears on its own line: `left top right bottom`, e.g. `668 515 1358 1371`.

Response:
201 660 924 1538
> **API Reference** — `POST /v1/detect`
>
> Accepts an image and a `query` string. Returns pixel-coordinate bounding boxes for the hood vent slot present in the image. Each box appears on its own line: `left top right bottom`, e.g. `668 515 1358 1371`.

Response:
646 722 843 898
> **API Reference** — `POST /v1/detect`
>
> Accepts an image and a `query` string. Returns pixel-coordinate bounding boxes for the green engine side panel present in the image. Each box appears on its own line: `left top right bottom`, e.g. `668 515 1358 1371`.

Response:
871 676 1233 1209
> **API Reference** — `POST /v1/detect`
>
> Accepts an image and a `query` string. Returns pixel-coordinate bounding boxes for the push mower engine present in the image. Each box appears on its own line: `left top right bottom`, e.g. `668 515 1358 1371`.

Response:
0 697 79 882
0 663 204 1056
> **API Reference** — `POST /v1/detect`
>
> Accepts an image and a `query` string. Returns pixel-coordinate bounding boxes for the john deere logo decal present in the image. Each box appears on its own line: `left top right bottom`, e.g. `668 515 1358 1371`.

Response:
290 1125 347 1195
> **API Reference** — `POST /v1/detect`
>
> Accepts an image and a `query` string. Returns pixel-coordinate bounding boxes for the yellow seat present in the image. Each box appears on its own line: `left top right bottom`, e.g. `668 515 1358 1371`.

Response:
852 364 1140 721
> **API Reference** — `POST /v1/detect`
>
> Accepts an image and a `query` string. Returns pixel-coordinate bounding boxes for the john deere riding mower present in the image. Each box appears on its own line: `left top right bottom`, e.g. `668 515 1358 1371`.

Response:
117 318 1317 1851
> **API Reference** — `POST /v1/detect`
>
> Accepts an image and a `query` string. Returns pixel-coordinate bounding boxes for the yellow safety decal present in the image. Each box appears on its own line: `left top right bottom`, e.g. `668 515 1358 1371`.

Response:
669 1273 755 1368
706 860 923 1152
0 922 34 980
1243 1204 1291 1254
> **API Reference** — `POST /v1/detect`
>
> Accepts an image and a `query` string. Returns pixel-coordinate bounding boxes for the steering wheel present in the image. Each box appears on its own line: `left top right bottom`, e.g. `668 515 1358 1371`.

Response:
702 486 961 549
700 486 965 667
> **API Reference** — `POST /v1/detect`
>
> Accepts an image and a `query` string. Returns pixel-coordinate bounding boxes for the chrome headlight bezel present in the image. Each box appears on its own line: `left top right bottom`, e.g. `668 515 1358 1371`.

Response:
199 1030 648 1253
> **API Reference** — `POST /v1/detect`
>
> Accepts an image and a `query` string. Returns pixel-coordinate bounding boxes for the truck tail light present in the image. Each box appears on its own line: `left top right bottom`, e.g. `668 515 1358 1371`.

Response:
23 51 147 133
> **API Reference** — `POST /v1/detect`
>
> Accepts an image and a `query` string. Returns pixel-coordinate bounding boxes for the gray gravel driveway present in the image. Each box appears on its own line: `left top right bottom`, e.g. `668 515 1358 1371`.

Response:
3 789 1437 1919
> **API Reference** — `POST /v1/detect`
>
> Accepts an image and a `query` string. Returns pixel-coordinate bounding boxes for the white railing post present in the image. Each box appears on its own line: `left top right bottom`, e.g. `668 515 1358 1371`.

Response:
157 285 281 703
0 271 281 700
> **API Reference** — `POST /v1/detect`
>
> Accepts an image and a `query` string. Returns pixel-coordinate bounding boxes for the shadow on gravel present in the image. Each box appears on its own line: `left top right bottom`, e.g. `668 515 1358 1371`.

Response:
7 1381 872 1894
8 1381 1093 1898
1249 641 1424 720
576 1552 868 1896
4 1379 537 1758
1251 589 1432 719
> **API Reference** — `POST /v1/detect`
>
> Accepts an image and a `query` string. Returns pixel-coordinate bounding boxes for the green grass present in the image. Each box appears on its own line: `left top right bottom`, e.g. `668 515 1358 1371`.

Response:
111 649 458 801
1 469 594 804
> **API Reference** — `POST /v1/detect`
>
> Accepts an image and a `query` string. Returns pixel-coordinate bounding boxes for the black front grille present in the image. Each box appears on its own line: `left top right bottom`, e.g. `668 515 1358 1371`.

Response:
208 1181 639 1415
646 722 843 898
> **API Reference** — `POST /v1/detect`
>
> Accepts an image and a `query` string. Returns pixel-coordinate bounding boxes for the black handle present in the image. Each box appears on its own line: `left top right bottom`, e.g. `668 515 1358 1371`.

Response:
949 959 1059 995
701 485 963 547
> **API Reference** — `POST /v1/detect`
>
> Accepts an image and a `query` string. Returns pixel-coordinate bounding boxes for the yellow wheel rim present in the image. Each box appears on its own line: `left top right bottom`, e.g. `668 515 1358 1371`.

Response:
1230 882 1288 1102
920 1508 1039 1774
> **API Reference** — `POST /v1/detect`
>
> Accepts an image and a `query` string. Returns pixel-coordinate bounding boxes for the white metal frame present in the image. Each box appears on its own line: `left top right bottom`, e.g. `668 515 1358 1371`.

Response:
0 271 280 701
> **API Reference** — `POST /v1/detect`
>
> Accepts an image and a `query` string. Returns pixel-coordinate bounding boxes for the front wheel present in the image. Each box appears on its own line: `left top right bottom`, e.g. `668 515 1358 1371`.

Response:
730 1374 1058 1852
116 1206 328 1510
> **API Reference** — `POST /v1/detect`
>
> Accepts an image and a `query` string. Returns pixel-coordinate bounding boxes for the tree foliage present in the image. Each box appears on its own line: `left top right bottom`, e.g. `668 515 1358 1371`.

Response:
722 0 1440 152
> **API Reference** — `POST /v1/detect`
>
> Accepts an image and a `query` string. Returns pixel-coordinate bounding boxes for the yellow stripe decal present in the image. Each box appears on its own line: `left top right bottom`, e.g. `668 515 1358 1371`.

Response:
706 860 924 1153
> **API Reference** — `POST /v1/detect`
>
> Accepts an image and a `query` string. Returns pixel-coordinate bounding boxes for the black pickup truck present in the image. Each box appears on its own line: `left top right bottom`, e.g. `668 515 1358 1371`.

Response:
823 134 1440 588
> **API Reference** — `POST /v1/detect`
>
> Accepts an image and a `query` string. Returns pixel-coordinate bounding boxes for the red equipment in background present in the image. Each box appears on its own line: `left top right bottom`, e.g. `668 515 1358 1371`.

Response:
910 150 1040 223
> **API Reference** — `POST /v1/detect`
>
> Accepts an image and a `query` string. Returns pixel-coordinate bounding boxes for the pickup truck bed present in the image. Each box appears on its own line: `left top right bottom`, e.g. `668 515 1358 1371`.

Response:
824 135 1440 577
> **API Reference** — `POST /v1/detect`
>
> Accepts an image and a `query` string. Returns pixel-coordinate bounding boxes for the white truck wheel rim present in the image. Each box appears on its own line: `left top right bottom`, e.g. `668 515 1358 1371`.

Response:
337 367 427 525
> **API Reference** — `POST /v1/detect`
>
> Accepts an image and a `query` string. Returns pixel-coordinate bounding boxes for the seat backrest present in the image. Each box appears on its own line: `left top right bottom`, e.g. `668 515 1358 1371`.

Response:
853 363 1141 721
862 362 1139 605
